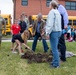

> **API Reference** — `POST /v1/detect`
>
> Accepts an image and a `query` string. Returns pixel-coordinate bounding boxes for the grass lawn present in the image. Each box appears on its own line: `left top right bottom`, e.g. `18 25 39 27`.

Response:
2 35 12 38
0 41 76 75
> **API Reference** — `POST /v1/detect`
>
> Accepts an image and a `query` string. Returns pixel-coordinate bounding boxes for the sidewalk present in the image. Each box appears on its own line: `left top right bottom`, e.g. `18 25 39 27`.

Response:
2 38 11 42
2 38 34 42
2 38 49 42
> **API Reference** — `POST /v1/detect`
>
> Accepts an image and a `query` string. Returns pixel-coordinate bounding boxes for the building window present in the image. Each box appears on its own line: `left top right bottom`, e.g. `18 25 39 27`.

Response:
22 0 28 6
65 2 76 10
46 0 52 7
68 20 72 26
73 20 76 25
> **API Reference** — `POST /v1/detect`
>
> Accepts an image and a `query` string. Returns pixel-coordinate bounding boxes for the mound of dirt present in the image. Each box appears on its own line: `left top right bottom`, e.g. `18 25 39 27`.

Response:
21 51 52 63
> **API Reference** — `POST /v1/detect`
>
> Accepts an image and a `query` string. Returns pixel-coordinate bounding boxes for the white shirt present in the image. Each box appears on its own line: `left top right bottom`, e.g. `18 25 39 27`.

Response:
46 9 62 35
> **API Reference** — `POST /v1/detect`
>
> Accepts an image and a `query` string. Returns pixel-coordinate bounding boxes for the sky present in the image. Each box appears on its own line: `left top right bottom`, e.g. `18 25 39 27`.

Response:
0 0 13 22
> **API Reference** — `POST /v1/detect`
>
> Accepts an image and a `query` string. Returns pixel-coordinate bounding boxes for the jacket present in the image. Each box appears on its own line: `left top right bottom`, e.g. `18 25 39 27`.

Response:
32 19 45 35
46 9 62 35
19 21 27 33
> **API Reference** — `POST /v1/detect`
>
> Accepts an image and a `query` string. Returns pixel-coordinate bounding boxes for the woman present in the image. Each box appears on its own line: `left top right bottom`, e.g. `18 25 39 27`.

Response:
45 1 62 68
12 30 32 55
19 15 27 33
28 15 33 27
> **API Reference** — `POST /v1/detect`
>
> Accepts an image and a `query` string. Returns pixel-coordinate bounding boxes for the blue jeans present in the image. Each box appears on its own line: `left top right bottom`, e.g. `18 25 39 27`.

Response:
32 33 48 52
49 31 61 67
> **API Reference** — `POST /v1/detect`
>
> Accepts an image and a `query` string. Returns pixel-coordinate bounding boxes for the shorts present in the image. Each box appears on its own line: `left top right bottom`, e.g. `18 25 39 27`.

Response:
14 34 24 43
11 35 15 43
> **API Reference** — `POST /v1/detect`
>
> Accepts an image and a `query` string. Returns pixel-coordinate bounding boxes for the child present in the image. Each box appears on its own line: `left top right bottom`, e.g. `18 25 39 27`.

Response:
12 30 32 55
11 19 21 50
71 29 75 41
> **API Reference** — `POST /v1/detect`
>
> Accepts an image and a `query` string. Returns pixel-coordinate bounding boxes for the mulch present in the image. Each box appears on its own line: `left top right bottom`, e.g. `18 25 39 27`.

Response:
21 51 52 64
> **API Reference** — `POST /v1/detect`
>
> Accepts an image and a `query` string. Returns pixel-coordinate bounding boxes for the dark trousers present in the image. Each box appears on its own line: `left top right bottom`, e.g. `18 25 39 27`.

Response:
58 34 66 61
32 33 48 52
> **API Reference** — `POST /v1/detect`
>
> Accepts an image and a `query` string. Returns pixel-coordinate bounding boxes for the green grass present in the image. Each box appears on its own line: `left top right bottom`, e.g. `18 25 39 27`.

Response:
2 34 12 38
0 42 76 75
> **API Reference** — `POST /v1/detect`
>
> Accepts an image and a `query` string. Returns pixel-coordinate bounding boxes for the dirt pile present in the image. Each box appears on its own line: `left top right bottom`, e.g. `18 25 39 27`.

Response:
21 51 52 63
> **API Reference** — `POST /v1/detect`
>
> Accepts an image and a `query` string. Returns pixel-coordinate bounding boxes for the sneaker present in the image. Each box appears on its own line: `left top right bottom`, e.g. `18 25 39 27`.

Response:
19 53 24 56
50 65 60 68
12 51 18 54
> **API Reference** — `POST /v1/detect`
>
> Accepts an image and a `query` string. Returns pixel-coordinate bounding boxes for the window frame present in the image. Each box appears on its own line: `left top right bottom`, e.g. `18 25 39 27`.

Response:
73 20 76 26
4 18 8 25
46 0 52 7
65 1 76 10
68 20 72 26
21 0 28 6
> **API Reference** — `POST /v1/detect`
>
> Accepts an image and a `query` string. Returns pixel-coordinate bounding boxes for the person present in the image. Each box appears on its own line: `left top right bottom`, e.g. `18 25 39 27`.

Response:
74 29 76 41
32 13 49 53
11 19 21 50
71 29 75 41
28 15 33 28
45 1 62 68
0 12 6 48
67 25 71 40
54 0 68 62
19 15 27 33
21 12 29 28
12 30 31 55
28 15 34 39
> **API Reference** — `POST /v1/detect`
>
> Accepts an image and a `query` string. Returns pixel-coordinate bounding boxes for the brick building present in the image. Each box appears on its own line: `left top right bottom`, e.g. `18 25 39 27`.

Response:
12 0 76 20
